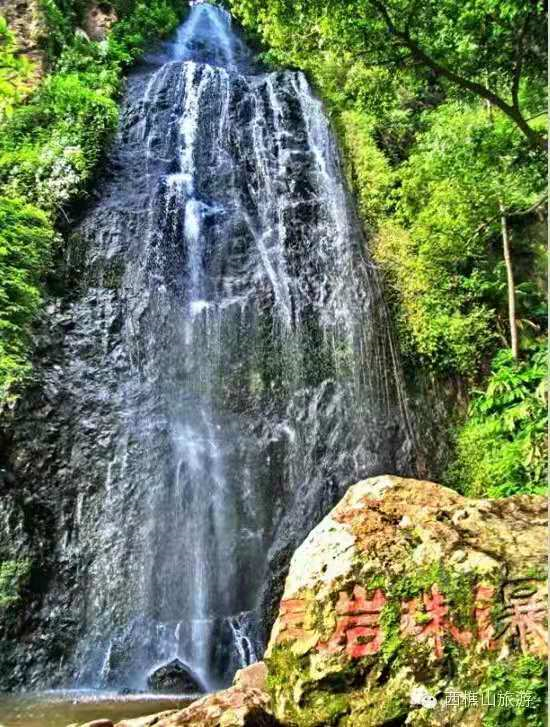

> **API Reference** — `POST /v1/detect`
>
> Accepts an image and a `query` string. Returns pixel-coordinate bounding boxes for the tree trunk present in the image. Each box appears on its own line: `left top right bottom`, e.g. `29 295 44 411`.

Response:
506 103 547 151
500 204 519 360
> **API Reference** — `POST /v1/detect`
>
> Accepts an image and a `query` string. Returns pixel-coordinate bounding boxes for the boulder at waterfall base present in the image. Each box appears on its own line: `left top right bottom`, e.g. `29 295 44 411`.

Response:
115 665 276 727
265 475 548 726
147 659 203 694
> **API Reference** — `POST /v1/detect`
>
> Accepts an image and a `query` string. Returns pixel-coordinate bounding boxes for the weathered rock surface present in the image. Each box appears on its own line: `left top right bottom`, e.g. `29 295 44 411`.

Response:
265 475 548 726
66 664 274 727
114 712 177 727
233 662 268 692
82 2 118 41
147 659 203 694
157 688 274 726
116 684 276 727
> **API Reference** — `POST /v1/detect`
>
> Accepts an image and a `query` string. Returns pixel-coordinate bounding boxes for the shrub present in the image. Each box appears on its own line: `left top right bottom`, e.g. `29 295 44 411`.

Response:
447 343 547 497
0 559 32 608
0 197 55 400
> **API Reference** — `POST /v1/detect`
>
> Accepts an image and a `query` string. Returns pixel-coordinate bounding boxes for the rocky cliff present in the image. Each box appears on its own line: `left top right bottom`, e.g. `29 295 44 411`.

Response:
0 2 420 691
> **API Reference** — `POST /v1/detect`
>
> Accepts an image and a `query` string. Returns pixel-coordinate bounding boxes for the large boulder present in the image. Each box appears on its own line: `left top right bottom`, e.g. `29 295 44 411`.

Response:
147 658 203 694
114 663 275 727
114 713 178 727
152 688 276 727
233 662 268 692
117 682 276 727
265 475 548 726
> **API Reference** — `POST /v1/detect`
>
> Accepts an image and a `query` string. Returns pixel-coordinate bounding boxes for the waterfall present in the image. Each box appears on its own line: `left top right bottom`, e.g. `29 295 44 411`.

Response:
13 2 416 691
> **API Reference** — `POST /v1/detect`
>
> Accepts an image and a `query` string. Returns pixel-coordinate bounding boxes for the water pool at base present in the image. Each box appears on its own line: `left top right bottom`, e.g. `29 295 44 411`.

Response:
0 691 193 727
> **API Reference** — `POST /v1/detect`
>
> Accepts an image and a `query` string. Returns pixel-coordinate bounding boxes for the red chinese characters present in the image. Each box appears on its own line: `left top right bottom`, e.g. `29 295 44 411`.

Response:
502 592 548 656
318 586 387 658
474 584 496 650
400 584 472 658
277 580 548 660
277 598 308 642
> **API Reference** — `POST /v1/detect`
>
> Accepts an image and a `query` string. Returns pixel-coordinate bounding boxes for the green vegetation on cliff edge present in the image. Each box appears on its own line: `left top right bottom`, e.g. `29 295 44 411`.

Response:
0 0 185 402
0 558 31 608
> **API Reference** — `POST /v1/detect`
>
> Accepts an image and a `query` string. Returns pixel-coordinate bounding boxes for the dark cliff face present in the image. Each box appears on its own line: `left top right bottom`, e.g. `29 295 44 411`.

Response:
0 4 418 692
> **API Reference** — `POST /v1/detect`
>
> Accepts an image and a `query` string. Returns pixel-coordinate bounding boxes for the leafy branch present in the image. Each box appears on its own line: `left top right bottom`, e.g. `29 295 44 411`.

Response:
369 0 546 149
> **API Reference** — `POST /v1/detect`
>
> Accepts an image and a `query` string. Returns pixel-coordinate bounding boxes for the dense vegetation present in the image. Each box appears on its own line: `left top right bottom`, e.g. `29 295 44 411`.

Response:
449 342 547 497
229 0 548 498
0 17 33 118
0 0 185 401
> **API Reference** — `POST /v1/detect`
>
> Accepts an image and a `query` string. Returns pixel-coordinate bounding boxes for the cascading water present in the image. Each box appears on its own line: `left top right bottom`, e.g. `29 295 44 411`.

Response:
1 2 417 692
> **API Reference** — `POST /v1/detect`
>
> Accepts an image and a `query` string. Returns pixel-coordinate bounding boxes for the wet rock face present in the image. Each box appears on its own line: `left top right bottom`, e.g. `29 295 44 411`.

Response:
147 659 203 694
265 476 548 726
0 300 81 690
0 5 418 692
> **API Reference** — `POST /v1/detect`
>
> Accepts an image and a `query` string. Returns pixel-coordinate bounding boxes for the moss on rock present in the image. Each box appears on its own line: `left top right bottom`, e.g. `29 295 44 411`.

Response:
265 476 548 726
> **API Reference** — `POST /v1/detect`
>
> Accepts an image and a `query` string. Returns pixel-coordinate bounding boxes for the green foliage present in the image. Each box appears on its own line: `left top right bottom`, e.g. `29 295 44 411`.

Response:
447 343 547 497
0 73 119 210
374 219 498 375
376 102 545 375
0 1 184 399
40 0 77 59
481 656 547 727
39 0 181 59
0 198 54 400
336 110 393 228
0 559 31 607
110 1 181 61
0 16 33 119
1 1 183 213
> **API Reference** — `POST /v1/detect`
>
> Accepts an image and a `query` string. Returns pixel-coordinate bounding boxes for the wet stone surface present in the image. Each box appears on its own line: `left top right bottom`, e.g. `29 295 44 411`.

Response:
146 659 203 694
